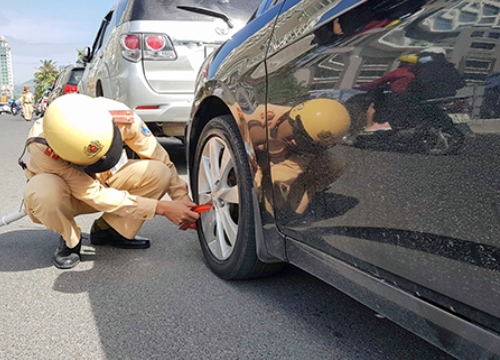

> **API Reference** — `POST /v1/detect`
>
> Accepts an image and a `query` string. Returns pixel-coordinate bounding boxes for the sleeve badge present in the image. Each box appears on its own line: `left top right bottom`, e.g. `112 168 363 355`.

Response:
141 124 152 137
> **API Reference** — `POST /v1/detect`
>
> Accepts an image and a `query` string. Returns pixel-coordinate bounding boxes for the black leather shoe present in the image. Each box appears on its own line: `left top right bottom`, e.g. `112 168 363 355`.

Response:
90 218 150 249
53 237 81 269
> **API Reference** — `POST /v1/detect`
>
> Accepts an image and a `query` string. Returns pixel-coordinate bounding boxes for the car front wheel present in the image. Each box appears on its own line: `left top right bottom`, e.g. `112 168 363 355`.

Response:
192 115 283 280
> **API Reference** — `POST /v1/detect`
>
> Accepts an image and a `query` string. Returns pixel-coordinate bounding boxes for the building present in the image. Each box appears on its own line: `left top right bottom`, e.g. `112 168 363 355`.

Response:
0 36 14 100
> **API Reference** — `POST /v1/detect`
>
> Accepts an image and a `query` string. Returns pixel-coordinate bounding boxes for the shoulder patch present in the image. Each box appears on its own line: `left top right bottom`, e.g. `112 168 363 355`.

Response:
109 110 134 124
44 147 60 160
141 124 152 137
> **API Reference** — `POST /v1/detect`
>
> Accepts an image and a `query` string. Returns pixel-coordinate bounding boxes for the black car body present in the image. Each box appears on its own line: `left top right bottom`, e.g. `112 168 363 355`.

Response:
185 0 500 358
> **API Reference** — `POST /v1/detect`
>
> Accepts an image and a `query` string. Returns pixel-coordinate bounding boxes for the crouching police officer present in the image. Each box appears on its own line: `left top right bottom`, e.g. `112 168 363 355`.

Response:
249 98 351 217
18 94 200 269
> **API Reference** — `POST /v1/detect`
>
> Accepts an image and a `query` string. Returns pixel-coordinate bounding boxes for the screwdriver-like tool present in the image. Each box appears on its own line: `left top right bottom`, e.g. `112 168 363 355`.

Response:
179 204 212 231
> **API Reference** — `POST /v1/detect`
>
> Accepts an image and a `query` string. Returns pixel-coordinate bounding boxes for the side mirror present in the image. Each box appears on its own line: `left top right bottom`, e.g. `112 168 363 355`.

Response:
81 46 92 63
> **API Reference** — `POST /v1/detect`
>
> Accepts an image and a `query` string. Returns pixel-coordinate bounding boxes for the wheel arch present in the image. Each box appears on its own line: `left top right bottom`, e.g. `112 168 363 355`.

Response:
188 98 284 264
96 80 104 97
188 96 231 169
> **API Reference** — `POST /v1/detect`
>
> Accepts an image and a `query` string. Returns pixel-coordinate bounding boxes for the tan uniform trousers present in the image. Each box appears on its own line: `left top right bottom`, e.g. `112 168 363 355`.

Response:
23 103 34 121
24 160 172 248
270 151 347 214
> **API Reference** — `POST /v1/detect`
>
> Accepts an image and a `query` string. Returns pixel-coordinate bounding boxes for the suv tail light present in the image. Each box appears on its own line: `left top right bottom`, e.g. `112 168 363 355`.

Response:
121 34 176 62
63 84 79 94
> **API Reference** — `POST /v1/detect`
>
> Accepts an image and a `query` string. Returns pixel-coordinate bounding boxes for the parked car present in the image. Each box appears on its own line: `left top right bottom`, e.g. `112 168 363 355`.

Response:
78 0 260 140
0 102 11 115
185 0 500 358
35 90 50 117
34 98 42 116
47 64 84 107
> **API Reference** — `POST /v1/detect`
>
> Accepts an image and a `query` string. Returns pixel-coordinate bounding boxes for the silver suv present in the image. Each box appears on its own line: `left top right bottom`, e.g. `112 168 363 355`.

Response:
78 0 260 139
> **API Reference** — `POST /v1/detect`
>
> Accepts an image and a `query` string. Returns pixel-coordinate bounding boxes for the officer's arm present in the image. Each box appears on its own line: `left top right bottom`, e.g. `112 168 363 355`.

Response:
120 120 191 203
27 142 157 220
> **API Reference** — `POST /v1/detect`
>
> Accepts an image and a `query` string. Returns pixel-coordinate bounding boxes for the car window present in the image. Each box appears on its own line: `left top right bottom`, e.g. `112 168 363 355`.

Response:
100 11 116 49
69 69 84 83
122 0 261 23
114 0 129 23
53 74 63 88
91 10 115 54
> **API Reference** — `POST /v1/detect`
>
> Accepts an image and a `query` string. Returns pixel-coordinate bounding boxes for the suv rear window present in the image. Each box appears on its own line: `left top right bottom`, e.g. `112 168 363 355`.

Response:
69 69 84 83
125 0 260 23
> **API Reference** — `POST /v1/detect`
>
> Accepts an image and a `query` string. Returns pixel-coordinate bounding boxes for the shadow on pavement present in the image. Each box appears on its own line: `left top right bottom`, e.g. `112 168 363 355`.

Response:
47 217 452 360
158 137 187 175
0 230 96 272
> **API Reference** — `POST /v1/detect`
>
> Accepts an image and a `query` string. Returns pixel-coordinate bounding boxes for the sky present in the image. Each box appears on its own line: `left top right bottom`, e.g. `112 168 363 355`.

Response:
1 0 116 84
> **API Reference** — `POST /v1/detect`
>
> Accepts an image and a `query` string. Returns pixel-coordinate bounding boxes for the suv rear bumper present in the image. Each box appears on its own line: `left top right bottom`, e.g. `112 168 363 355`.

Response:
118 63 195 136
133 96 193 124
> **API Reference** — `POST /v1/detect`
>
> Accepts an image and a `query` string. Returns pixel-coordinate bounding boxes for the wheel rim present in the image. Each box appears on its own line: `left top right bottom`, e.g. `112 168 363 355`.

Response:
197 136 240 260
426 129 452 155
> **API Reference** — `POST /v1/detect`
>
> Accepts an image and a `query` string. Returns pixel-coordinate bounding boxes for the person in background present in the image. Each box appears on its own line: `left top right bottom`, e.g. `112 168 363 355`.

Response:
20 85 35 121
358 54 418 132
406 47 465 100
383 47 465 130
480 72 500 119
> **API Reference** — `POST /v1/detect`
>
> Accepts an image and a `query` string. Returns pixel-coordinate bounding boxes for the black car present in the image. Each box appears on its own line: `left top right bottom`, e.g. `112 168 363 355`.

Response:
47 64 84 107
185 0 500 358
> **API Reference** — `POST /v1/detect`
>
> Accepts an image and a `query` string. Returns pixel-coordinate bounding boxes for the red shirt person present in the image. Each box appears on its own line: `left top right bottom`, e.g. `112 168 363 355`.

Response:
358 54 417 131
359 62 415 93
359 54 418 93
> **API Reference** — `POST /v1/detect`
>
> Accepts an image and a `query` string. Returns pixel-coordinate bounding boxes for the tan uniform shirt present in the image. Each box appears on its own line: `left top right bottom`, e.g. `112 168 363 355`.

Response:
21 91 34 105
23 99 190 221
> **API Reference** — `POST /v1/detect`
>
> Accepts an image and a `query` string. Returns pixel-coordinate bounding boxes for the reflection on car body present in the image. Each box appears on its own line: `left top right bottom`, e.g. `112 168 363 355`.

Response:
186 0 500 358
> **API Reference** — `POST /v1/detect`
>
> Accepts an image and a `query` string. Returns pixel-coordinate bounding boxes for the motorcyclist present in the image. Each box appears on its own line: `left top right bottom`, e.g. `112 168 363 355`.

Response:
358 54 418 131
386 47 465 130
480 72 500 119
9 98 15 111
406 47 465 100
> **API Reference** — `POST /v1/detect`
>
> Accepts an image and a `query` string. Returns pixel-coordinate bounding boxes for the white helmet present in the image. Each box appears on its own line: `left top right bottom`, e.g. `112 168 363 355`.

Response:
43 93 124 173
419 47 446 55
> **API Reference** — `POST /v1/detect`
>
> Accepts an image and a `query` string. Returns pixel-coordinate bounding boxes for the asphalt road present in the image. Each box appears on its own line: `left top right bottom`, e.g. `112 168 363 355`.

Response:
0 112 453 360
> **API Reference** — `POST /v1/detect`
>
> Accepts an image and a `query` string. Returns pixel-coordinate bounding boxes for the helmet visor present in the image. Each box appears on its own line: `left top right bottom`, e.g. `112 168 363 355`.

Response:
85 123 123 173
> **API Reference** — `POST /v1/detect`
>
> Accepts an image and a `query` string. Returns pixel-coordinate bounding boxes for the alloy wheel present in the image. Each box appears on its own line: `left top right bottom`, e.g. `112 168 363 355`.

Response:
197 136 240 260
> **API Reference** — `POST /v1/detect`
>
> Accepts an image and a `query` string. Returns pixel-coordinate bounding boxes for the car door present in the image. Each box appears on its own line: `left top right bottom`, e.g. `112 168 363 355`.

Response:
265 0 500 334
80 9 116 97
48 67 68 105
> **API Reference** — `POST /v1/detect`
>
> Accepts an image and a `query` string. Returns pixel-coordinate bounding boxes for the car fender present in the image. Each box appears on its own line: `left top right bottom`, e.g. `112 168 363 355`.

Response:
188 81 286 263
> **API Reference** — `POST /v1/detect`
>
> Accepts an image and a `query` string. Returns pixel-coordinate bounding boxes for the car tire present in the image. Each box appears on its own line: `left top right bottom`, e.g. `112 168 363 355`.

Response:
422 127 464 155
192 115 283 280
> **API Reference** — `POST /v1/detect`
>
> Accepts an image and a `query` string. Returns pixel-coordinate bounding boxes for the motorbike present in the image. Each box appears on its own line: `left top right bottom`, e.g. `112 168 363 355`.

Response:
11 102 22 116
10 101 22 116
343 88 472 155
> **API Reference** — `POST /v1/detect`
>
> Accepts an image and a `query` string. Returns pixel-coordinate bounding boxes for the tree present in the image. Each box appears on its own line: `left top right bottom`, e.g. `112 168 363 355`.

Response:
33 60 59 99
76 48 87 65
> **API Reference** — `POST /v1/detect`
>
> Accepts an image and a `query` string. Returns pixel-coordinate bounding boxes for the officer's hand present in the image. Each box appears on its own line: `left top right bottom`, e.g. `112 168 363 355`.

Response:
155 200 200 225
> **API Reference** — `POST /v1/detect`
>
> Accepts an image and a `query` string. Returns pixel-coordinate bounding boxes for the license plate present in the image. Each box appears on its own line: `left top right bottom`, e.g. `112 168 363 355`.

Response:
448 113 471 124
